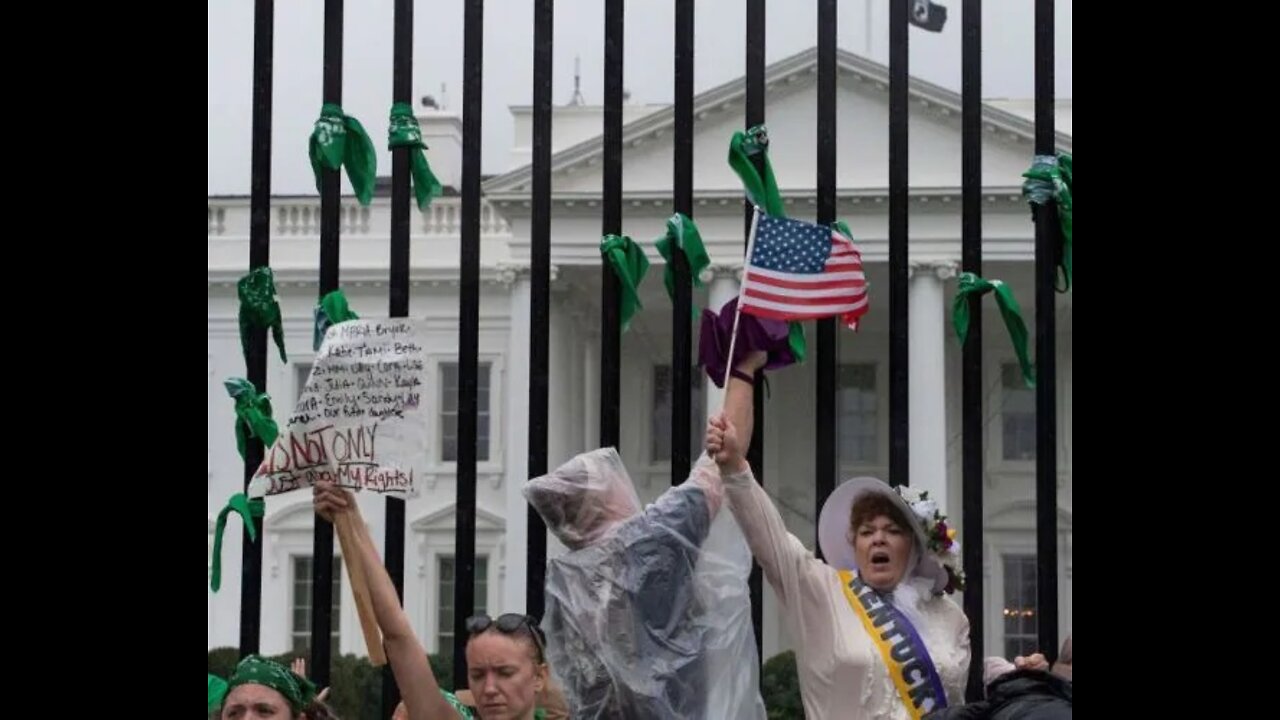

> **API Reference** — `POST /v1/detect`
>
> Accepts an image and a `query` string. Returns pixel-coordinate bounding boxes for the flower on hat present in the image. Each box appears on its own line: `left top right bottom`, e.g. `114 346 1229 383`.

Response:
893 487 966 593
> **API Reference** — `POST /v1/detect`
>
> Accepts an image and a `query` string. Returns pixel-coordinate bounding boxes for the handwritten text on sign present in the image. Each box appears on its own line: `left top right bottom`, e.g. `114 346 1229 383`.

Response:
249 320 427 497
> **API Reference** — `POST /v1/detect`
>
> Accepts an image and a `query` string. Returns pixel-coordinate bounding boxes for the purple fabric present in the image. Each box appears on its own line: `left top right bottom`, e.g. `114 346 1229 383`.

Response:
698 297 796 388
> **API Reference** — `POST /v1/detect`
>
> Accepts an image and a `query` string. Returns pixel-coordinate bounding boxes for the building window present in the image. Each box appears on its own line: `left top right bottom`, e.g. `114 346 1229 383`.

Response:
1002 554 1038 659
441 362 491 462
1001 363 1035 461
651 365 705 462
294 362 314 404
838 363 878 464
437 555 489 652
291 556 342 653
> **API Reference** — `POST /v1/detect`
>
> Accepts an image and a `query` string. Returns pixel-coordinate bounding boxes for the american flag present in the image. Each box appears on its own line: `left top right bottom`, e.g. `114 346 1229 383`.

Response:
740 211 869 330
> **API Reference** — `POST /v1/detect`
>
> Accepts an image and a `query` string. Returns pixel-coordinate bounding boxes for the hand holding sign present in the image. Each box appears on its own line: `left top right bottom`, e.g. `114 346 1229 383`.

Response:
249 319 428 499
248 318 430 665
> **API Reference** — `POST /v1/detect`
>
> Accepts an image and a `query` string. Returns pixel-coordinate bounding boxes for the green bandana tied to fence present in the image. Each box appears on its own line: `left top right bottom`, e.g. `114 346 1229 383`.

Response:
388 102 444 209
209 492 265 593
727 125 807 358
600 234 650 332
310 103 377 205
225 377 279 460
238 267 288 364
654 212 710 319
313 288 360 351
1022 153 1072 292
952 272 1035 387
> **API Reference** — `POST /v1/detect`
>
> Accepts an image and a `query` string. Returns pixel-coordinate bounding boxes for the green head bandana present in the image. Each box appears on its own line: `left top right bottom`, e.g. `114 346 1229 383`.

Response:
225 655 317 713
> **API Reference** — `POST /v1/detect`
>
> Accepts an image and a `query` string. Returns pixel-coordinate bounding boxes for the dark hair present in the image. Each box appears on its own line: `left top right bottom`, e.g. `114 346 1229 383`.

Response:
212 698 339 720
849 493 912 533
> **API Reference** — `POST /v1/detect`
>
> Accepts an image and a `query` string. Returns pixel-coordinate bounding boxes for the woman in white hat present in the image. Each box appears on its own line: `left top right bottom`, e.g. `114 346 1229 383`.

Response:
704 352 971 720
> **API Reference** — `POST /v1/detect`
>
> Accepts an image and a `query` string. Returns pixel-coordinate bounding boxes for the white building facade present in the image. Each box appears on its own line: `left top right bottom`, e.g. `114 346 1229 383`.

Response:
208 48 1072 664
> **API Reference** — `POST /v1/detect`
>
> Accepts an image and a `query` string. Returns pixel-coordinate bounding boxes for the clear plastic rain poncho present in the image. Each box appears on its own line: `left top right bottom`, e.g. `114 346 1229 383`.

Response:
524 448 765 720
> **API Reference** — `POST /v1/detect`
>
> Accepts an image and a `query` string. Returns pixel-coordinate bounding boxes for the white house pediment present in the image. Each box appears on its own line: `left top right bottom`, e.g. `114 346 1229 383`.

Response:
411 503 507 534
265 499 321 531
483 47 1071 200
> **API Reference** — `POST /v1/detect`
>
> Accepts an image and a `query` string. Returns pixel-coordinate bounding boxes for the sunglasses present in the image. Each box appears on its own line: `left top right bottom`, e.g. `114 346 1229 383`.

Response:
465 613 547 663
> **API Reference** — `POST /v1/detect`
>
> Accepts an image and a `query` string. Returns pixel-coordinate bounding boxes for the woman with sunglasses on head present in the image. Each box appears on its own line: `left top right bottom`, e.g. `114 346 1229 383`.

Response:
313 480 566 720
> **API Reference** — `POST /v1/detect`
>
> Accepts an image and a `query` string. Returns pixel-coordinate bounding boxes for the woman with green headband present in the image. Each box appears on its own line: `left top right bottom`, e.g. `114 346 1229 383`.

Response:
211 654 336 719
313 480 557 720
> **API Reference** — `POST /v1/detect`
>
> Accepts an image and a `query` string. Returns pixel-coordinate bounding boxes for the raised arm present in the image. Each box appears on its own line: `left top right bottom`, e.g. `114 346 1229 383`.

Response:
704 352 818 608
314 482 463 720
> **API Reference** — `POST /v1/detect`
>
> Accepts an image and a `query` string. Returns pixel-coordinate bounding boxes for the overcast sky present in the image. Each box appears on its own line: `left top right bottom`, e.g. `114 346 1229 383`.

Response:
208 0 1072 196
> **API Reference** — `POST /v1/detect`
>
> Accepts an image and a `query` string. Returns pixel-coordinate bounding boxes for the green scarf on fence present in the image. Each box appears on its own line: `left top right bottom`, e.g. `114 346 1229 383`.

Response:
600 234 650 332
952 272 1034 387
1021 153 1072 292
310 103 377 205
238 267 287 364
209 493 265 593
654 213 710 312
388 102 444 209
224 378 279 460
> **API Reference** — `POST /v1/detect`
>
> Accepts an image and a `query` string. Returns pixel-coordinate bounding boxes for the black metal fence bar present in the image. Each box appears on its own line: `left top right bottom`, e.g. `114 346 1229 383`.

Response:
961 0 986 701
452 0 485 682
238 0 275 661
382 0 414 712
308 0 344 688
671 0 694 487
527 0 554 622
600 0 624 449
1033 0 1060 663
745 0 766 662
814 0 837 555
888 0 910 490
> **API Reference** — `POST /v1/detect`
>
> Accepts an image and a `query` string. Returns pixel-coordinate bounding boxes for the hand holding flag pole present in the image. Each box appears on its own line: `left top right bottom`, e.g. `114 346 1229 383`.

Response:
720 207 763 391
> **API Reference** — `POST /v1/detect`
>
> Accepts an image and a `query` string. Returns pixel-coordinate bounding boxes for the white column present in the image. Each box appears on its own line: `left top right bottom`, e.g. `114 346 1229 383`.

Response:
500 264 532 614
908 261 956 510
545 284 577 561
547 282 578 469
583 331 599 451
703 265 742 423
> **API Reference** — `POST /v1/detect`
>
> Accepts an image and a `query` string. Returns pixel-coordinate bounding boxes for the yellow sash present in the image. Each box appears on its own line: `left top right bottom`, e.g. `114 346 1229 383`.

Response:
838 569 948 718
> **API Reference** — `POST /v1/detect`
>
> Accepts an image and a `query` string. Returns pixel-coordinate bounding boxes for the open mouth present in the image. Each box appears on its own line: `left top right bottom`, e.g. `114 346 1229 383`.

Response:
870 551 891 566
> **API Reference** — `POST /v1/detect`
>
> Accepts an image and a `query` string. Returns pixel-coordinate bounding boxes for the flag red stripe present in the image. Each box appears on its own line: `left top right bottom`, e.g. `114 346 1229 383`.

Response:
743 287 865 307
743 273 865 291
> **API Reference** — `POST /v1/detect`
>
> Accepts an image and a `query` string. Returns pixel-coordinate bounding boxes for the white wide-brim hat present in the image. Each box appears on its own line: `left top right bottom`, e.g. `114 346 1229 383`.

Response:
817 476 947 594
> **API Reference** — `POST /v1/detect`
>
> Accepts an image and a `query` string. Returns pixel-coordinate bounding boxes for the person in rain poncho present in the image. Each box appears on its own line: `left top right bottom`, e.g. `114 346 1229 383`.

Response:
524 448 764 720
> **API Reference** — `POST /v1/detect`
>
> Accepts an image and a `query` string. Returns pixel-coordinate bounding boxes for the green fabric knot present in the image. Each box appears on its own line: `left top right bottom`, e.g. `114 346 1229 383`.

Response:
654 213 710 312
727 125 786 217
600 234 650 332
313 288 360 351
224 378 279 461
1021 153 1072 292
388 102 444 209
238 267 287 364
209 492 266 593
952 272 1035 387
310 103 377 205
727 125 807 358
